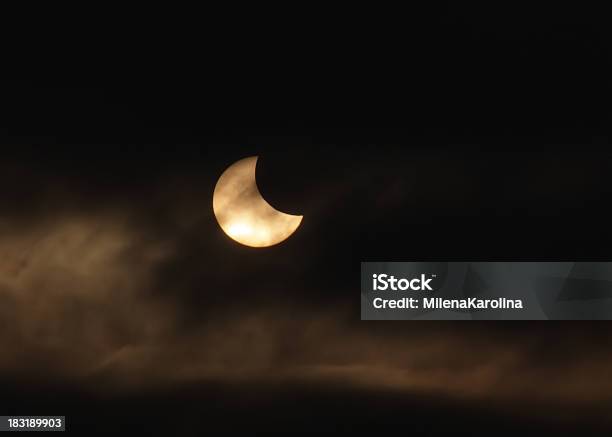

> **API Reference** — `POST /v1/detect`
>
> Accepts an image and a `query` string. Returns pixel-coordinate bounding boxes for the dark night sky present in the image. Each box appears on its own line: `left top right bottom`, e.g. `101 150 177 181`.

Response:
1 8 611 434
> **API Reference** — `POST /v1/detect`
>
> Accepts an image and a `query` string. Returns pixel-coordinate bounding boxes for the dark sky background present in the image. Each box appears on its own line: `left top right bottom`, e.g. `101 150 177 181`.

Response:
1 9 611 434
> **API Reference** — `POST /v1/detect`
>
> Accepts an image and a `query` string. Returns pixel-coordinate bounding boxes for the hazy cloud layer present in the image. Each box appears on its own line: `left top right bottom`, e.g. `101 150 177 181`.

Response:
1 208 612 425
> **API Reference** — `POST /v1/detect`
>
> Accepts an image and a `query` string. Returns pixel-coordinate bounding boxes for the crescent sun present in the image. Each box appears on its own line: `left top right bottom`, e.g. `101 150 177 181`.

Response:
213 156 303 247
